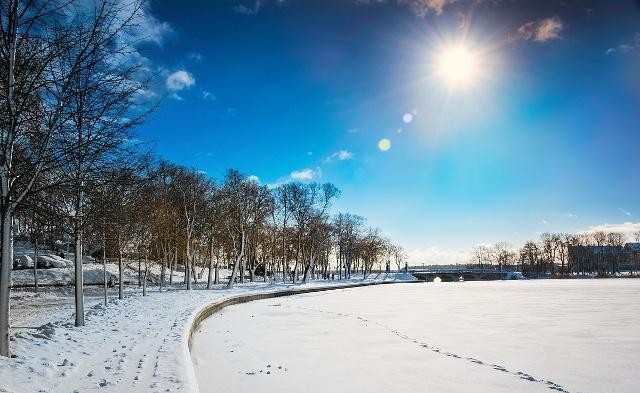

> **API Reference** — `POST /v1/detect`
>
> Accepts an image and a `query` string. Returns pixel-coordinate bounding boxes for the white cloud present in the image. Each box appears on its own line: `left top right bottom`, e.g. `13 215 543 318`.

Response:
406 246 470 265
579 222 640 241
397 0 457 16
247 175 260 184
324 150 354 163
234 0 262 14
619 208 633 217
166 70 195 91
202 91 216 101
107 0 172 45
606 33 640 55
347 128 359 133
511 16 563 43
290 167 321 181
535 16 563 41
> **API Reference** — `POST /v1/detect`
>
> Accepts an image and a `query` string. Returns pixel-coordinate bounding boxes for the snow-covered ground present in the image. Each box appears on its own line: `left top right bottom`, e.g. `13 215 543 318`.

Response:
11 260 220 287
192 279 640 393
0 273 414 393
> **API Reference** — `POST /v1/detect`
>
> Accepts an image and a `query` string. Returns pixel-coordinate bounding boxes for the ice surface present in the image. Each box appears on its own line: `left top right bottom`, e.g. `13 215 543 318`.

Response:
191 279 640 393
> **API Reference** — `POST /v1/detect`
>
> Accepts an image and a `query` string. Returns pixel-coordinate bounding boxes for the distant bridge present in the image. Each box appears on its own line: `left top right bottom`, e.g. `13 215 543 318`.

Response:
409 268 524 282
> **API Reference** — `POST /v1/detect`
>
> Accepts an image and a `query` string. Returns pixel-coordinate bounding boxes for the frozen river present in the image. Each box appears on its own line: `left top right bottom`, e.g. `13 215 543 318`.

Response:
191 279 640 393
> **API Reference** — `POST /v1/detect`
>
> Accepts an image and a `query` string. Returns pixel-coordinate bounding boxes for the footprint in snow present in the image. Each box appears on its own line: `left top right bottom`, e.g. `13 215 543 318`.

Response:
97 378 110 387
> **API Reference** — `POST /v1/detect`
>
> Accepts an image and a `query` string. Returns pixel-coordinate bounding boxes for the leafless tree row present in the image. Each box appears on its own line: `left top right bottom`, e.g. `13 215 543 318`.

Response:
470 231 640 277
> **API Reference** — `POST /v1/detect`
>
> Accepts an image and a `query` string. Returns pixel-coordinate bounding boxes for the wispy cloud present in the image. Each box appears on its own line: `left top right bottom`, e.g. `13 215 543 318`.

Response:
290 167 322 181
397 0 457 16
202 90 216 101
247 175 260 183
122 1 172 45
356 0 457 16
606 33 640 55
579 222 640 240
347 128 359 134
324 150 354 163
187 52 203 61
511 16 563 43
233 0 263 15
166 70 195 91
619 208 633 217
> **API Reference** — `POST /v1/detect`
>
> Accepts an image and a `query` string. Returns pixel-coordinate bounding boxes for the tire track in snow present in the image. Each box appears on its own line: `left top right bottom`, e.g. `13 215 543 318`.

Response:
286 305 574 393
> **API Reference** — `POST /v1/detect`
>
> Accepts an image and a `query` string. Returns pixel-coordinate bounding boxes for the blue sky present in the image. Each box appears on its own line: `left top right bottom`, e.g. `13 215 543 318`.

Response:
135 0 640 263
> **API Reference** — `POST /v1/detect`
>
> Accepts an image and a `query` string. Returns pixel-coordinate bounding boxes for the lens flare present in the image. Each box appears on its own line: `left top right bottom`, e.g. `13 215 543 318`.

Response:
378 138 391 151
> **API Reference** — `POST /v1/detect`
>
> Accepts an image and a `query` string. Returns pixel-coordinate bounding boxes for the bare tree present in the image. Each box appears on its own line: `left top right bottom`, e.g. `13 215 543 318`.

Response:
0 0 83 356
52 0 153 326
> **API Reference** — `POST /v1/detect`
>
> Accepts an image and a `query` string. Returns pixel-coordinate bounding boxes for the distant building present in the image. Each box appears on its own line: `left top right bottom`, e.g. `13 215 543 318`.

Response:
568 243 640 274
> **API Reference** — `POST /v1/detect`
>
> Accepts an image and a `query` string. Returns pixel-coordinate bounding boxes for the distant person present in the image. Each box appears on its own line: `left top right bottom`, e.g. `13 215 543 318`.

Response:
332 273 335 280
59 251 65 259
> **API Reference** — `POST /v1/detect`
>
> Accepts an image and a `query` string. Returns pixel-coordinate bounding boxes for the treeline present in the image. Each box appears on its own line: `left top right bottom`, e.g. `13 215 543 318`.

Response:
17 163 405 290
471 231 640 277
0 0 404 357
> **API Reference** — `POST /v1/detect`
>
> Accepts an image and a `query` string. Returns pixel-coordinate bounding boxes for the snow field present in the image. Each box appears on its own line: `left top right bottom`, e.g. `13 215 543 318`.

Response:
0 274 412 393
191 279 640 393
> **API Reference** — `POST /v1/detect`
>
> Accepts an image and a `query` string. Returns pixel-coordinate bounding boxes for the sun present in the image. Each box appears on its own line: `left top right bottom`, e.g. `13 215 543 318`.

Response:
435 44 480 88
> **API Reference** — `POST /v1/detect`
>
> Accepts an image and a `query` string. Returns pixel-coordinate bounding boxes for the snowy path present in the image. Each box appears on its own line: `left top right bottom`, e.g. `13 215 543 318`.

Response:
0 275 413 393
192 279 640 393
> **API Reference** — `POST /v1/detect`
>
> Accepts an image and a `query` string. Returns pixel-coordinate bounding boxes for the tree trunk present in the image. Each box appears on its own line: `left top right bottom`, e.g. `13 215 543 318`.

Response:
74 221 85 327
118 245 124 300
207 243 214 289
169 250 174 286
102 236 107 306
214 256 219 285
0 210 14 357
302 253 315 283
143 254 148 297
185 242 191 290
33 238 38 293
227 231 244 288
160 261 165 292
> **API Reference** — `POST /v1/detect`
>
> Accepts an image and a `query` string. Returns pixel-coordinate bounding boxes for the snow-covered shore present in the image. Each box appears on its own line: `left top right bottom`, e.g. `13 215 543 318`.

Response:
0 273 415 393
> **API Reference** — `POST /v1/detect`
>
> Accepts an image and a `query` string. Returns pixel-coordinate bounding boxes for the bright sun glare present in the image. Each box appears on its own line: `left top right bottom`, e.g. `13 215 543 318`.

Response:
436 44 480 88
